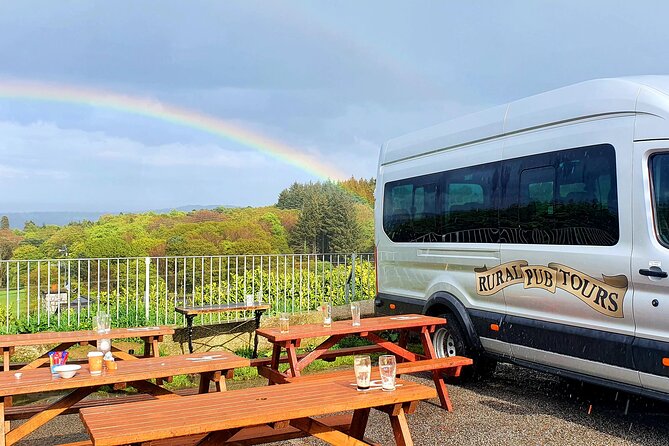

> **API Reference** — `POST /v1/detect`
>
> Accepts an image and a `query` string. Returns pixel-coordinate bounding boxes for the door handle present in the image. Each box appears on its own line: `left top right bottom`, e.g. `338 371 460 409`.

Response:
639 268 668 279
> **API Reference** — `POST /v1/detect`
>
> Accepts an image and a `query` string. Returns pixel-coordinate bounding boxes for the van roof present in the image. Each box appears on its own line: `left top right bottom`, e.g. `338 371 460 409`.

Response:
381 76 669 165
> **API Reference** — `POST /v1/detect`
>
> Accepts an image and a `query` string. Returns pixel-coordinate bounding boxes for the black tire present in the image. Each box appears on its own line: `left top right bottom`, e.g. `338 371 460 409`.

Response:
432 312 496 381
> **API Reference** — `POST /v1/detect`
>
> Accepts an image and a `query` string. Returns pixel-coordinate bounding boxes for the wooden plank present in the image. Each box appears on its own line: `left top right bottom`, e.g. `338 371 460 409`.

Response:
388 406 413 446
80 378 436 446
250 345 385 368
195 428 241 445
285 342 300 378
349 408 370 440
362 332 420 362
290 417 369 446
257 365 290 384
0 326 174 349
256 314 445 343
5 388 201 420
6 387 93 446
295 334 343 372
0 400 6 446
142 414 353 446
127 381 180 400
393 356 473 374
0 352 249 397
175 304 270 316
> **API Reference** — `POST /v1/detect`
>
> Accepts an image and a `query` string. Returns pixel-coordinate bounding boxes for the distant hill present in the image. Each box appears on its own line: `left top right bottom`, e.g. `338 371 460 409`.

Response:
2 205 235 229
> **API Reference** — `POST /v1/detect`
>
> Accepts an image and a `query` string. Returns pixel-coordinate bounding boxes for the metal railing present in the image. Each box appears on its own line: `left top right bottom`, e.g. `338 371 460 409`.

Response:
0 253 375 333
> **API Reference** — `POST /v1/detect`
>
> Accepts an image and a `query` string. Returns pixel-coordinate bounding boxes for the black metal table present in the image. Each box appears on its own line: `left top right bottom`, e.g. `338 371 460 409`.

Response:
175 302 270 357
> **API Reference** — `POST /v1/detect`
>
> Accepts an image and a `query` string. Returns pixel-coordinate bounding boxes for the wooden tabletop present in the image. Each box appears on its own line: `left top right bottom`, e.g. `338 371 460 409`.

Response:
256 314 446 343
80 377 437 446
0 326 175 349
0 352 249 397
175 303 270 316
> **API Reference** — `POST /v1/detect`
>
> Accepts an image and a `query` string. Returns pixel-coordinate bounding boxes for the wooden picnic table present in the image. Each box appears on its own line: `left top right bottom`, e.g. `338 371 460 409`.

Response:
80 376 437 446
0 326 175 371
256 314 455 410
0 325 175 428
0 351 250 446
175 302 269 356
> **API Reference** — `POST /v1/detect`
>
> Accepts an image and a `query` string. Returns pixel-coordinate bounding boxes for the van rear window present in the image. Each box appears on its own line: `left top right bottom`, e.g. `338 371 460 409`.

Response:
650 154 669 247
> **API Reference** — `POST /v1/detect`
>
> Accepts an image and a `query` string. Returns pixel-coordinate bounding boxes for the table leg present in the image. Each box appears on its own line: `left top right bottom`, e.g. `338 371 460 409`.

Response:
286 341 300 378
0 399 6 446
186 314 196 353
290 417 369 446
419 327 452 411
5 387 93 446
2 348 9 435
388 406 413 446
350 408 370 440
252 309 265 359
268 343 282 385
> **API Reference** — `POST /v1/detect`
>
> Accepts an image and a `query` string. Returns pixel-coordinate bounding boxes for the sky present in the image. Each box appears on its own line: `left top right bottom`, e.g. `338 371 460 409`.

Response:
2 1 669 212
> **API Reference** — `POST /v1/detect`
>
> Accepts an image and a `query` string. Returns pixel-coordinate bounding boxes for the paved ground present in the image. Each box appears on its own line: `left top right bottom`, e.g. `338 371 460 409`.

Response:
15 363 669 446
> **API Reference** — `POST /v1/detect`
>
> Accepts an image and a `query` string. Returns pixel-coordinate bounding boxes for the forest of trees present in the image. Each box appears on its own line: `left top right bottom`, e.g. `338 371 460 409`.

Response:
0 177 375 260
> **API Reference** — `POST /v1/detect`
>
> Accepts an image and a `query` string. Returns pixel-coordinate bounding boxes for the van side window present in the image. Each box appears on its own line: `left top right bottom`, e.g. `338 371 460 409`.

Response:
382 144 617 245
500 144 618 245
519 166 556 239
441 162 499 243
383 174 440 242
650 153 669 247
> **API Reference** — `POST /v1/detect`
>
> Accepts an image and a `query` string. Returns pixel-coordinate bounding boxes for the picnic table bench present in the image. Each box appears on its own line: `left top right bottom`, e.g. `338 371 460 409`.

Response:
255 314 462 411
175 303 269 356
0 326 175 427
0 351 249 446
80 376 437 446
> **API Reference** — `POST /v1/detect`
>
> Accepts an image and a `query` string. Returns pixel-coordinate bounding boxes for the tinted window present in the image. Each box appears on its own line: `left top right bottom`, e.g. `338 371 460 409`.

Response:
500 144 618 245
650 153 669 247
383 173 440 242
382 143 618 245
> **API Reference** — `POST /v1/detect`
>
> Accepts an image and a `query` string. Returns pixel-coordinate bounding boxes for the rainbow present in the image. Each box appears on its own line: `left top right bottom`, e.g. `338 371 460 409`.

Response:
0 79 347 180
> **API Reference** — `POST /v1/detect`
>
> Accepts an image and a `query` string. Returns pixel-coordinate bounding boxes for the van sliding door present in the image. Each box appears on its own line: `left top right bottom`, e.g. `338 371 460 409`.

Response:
499 123 636 386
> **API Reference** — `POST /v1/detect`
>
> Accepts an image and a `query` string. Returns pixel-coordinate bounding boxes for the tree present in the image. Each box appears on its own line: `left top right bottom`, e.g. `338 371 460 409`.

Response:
289 182 361 254
0 216 9 230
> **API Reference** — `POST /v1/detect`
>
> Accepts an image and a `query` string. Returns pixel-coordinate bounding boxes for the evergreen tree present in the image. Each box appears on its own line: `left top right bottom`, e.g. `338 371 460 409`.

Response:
0 216 9 230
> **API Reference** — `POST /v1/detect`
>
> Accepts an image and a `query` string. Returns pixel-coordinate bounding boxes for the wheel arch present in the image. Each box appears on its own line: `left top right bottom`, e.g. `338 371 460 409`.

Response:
423 292 483 351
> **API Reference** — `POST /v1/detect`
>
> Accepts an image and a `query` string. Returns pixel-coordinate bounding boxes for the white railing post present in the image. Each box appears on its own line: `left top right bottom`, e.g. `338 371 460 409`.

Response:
144 257 151 321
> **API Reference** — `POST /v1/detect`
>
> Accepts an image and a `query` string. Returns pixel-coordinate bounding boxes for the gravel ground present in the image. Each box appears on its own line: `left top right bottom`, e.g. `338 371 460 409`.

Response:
15 363 669 446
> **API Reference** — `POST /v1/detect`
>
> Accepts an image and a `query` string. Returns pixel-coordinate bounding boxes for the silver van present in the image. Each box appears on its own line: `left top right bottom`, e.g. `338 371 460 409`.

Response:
375 76 669 400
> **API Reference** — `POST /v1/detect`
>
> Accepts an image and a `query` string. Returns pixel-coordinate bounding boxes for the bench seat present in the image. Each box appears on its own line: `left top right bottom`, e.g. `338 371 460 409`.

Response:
280 356 473 383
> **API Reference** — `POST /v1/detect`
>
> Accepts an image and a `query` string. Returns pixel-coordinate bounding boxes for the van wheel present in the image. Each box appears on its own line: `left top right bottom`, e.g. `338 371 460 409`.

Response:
433 314 469 359
432 313 496 381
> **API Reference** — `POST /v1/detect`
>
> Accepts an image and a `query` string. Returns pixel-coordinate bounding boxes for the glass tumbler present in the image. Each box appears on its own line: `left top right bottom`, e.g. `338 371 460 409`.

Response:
279 313 290 333
379 355 397 391
354 355 371 391
350 301 361 326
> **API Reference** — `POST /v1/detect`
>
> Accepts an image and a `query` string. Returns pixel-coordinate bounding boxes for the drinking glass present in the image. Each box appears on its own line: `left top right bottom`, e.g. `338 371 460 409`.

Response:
350 302 361 326
94 312 111 334
354 355 371 391
322 303 332 328
88 351 104 376
279 313 290 333
379 355 397 391
245 294 255 307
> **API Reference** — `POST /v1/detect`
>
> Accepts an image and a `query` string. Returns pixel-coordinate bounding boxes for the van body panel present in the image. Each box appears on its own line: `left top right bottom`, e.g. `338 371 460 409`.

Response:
376 76 669 400
631 141 669 391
